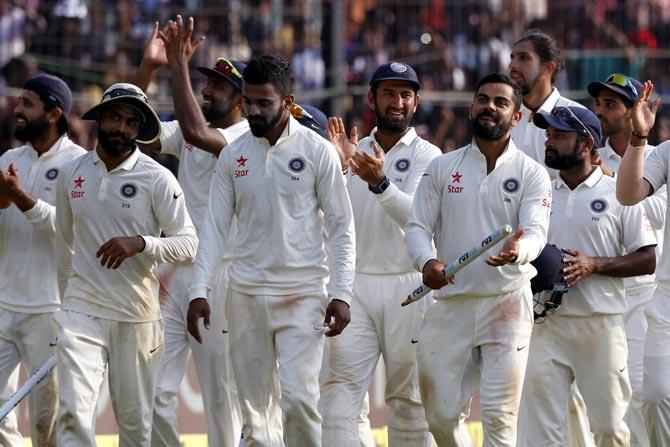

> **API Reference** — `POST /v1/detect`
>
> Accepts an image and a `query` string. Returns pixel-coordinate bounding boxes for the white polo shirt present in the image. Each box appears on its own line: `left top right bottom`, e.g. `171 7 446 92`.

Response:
159 119 249 233
599 139 665 295
0 135 86 313
56 148 198 322
189 115 356 304
511 88 583 178
349 127 441 274
643 139 670 295
405 139 551 299
550 167 655 316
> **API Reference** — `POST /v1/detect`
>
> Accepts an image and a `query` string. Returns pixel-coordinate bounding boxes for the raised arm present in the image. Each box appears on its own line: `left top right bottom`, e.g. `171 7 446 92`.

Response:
159 16 228 156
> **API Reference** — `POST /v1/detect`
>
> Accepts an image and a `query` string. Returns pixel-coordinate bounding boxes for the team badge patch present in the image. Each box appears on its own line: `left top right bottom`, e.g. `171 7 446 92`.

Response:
590 199 608 214
45 168 59 180
390 62 407 73
394 158 411 172
288 157 306 174
502 178 520 194
120 183 138 199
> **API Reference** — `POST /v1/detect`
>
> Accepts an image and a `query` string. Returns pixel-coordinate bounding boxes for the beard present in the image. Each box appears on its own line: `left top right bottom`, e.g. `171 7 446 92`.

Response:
97 128 135 157
375 104 412 133
14 114 50 142
202 99 236 122
247 106 284 138
545 140 584 170
514 72 539 96
471 110 514 141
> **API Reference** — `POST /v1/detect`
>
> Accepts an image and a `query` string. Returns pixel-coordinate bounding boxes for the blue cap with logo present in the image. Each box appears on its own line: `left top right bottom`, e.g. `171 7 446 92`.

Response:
291 104 328 139
587 73 642 104
370 62 421 91
196 57 246 92
533 106 602 147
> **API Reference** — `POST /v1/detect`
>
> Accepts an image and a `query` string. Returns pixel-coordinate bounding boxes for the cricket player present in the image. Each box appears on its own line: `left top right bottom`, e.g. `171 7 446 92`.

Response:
136 17 248 446
187 55 355 446
509 29 592 444
589 73 666 447
405 73 552 446
320 61 440 447
55 83 198 446
0 74 86 446
519 105 656 446
509 29 584 177
616 81 670 446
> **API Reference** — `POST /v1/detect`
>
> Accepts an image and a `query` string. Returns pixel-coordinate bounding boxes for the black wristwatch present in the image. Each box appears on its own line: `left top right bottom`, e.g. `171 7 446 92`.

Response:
369 176 391 194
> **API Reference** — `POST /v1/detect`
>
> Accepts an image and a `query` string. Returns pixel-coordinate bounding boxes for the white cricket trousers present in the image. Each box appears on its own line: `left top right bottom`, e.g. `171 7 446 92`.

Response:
643 288 670 445
418 287 533 447
0 310 58 447
519 313 631 446
152 262 241 447
226 288 326 446
320 271 431 447
55 310 163 447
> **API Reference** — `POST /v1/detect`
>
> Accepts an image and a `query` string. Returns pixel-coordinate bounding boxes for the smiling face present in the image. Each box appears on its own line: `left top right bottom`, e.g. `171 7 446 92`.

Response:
469 82 521 141
13 90 51 142
368 80 419 133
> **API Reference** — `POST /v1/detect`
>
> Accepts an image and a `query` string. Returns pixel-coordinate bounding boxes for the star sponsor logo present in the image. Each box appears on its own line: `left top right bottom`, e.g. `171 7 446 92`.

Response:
71 176 86 198
451 171 462 183
235 155 249 178
502 177 520 194
73 176 85 188
45 168 59 181
590 198 608 214
236 155 248 167
394 158 411 172
448 170 464 193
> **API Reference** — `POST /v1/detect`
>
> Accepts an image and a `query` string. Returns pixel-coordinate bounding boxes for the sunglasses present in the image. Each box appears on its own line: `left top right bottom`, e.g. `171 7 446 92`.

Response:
606 73 638 99
214 58 243 80
552 106 593 140
103 88 148 103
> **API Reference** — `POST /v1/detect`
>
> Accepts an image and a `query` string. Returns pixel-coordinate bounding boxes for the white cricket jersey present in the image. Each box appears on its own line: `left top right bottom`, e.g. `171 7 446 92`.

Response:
599 139 666 294
189 115 356 304
511 88 583 178
159 119 249 233
643 140 670 295
405 139 551 299
56 148 198 322
0 135 86 313
549 167 656 316
349 128 441 274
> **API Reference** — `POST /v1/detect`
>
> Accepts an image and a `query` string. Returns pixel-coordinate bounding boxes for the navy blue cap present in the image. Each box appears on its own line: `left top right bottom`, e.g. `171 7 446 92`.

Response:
197 57 246 92
370 62 421 91
291 104 327 138
587 73 642 104
530 244 565 294
533 106 602 147
23 74 72 115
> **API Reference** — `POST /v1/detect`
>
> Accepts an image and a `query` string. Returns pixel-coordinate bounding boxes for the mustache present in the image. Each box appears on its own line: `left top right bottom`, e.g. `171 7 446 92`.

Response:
477 111 498 120
15 113 26 121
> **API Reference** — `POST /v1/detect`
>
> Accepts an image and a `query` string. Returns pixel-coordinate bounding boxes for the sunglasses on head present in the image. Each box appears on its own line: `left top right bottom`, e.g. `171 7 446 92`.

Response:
552 106 593 140
606 73 638 99
103 88 148 103
215 58 243 80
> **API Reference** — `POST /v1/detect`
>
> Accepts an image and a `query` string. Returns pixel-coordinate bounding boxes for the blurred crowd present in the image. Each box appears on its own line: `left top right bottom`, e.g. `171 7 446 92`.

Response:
2 0 670 155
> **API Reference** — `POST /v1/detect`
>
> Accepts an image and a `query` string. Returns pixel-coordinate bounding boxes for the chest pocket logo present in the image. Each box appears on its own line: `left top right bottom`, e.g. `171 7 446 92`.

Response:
502 177 520 194
288 157 306 174
45 168 59 181
120 183 138 199
394 158 411 172
590 199 608 214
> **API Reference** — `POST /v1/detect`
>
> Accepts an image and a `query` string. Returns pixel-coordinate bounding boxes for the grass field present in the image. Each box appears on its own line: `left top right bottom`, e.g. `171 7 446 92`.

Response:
23 423 484 446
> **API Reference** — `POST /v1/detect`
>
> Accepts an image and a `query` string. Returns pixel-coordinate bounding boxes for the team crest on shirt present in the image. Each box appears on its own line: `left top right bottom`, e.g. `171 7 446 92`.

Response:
502 177 520 194
394 158 411 172
120 183 138 199
590 199 608 214
45 168 58 181
288 156 306 174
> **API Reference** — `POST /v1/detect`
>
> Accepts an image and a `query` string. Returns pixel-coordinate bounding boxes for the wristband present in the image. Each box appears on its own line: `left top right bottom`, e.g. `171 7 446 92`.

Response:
368 176 390 194
631 131 648 139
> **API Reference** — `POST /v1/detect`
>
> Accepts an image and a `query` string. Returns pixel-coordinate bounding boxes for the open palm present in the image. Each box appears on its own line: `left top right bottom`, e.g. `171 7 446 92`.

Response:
326 117 358 165
631 81 661 136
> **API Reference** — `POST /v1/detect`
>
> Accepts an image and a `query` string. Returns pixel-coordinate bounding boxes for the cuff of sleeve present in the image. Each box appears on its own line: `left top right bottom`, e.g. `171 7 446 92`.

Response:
141 235 159 257
416 254 436 272
188 287 209 302
375 182 398 203
22 198 46 223
515 242 530 265
331 289 352 306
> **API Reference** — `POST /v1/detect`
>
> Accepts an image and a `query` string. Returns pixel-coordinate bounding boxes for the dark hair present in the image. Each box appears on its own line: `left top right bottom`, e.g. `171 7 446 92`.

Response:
514 29 564 85
44 102 69 135
475 73 523 111
242 55 294 97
